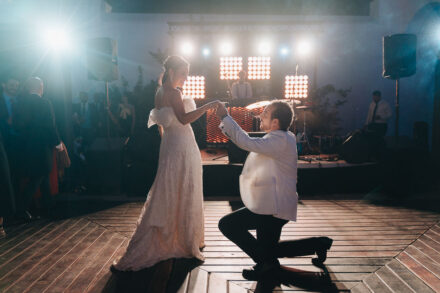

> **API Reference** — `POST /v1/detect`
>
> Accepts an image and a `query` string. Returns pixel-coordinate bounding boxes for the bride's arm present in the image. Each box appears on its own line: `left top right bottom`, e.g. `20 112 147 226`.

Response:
169 90 219 125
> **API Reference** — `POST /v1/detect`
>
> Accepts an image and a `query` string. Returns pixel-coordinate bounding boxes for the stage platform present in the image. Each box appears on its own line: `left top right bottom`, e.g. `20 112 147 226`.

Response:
1 197 439 292
201 149 381 196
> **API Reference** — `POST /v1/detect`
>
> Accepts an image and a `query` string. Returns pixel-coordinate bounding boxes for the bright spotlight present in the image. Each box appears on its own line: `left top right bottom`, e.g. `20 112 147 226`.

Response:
220 42 233 55
258 42 271 55
296 40 314 57
181 42 194 56
202 48 211 57
280 47 289 56
43 27 71 51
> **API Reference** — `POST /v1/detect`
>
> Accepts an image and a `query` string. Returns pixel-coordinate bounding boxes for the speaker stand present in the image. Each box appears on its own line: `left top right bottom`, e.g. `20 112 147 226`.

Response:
395 79 400 145
106 81 110 138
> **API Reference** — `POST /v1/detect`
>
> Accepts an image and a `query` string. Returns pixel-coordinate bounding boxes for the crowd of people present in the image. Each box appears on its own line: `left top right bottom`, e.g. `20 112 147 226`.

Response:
0 74 69 237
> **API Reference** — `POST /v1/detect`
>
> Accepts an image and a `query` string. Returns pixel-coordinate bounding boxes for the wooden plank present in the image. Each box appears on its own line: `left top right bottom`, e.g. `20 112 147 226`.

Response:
404 246 440 278
200 265 380 273
187 268 208 293
202 251 399 258
203 257 390 266
363 273 393 293
84 239 128 293
0 221 54 257
202 245 407 252
207 272 227 293
65 234 126 292
204 239 412 246
43 228 112 292
0 219 81 290
386 259 435 293
350 282 372 293
412 239 440 264
419 234 440 252
26 225 103 293
8 220 94 293
374 266 413 293
397 252 440 292
0 222 47 250
205 235 418 241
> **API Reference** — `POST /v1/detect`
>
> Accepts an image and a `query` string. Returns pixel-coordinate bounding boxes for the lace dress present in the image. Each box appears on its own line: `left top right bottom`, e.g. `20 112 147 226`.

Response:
113 97 205 271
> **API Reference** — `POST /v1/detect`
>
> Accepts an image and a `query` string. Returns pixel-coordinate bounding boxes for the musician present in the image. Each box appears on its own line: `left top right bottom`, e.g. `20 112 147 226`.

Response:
231 71 252 99
365 90 392 137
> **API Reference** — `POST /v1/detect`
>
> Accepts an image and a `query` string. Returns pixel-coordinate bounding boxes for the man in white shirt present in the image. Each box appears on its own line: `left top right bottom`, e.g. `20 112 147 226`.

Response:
216 101 332 280
231 70 252 99
365 90 392 137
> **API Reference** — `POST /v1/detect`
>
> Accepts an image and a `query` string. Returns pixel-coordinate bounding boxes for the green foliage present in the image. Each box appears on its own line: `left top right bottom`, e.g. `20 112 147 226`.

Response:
303 84 351 135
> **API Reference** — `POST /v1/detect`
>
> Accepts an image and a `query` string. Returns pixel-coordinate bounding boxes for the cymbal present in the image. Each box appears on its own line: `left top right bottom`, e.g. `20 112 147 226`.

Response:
245 100 272 110
296 105 312 109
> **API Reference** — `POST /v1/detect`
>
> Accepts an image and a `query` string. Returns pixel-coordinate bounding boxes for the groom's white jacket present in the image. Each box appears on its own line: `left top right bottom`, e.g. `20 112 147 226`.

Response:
220 116 298 221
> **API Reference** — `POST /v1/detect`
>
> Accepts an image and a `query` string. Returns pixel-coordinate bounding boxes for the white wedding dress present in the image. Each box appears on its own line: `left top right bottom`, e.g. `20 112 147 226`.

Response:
113 97 205 271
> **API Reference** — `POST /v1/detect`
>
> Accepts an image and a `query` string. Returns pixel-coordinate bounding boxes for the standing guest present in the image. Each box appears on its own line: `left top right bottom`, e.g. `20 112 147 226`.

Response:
0 131 15 237
365 90 392 137
117 95 136 137
93 92 107 137
73 91 97 146
14 77 60 218
0 74 21 220
231 70 253 99
0 75 19 127
215 101 332 280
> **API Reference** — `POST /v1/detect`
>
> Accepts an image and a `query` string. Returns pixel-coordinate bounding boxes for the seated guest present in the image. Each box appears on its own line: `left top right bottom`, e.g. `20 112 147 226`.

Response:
231 70 253 99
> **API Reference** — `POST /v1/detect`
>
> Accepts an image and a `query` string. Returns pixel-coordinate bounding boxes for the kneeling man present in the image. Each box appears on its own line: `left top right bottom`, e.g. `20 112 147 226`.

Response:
216 101 332 280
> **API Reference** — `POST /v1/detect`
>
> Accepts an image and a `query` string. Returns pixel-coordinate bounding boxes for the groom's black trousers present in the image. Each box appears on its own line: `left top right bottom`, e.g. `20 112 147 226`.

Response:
219 207 328 265
218 207 288 265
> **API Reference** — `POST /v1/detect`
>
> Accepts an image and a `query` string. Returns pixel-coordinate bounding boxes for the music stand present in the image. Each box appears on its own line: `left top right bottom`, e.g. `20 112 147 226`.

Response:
295 105 312 151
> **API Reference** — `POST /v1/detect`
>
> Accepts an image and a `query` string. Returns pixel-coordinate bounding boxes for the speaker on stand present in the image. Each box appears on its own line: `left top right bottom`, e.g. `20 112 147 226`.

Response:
383 34 417 144
86 38 119 138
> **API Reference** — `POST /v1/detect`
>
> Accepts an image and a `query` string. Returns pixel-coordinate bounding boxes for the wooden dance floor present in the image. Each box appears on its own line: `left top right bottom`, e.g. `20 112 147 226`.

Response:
1 198 440 292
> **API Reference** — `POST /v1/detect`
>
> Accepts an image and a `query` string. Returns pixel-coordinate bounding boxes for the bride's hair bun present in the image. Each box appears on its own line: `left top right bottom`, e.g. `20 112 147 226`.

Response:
162 56 189 85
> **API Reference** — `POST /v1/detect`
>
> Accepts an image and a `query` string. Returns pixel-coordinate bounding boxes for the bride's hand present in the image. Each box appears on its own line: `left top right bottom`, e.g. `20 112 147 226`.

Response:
204 100 222 110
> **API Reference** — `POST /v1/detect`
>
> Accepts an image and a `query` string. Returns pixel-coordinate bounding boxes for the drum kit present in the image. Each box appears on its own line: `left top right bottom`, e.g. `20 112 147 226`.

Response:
245 100 314 153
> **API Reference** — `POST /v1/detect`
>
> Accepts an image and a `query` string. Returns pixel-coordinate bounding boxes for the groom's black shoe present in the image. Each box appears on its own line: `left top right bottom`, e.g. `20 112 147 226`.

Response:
110 263 127 276
312 237 333 266
242 261 280 281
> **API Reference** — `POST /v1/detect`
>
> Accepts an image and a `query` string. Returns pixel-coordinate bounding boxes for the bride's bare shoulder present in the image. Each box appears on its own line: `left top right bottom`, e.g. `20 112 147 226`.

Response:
155 87 182 108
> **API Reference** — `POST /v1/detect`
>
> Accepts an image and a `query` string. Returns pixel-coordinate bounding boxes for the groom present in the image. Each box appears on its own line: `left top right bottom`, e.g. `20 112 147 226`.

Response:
215 101 332 280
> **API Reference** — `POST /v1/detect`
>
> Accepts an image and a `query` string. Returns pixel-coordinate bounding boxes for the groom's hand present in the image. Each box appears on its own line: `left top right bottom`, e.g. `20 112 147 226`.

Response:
216 103 229 120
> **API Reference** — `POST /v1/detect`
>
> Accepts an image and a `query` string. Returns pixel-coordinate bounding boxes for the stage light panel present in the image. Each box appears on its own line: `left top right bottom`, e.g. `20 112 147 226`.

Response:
183 76 206 99
220 57 243 80
285 75 309 99
248 56 271 80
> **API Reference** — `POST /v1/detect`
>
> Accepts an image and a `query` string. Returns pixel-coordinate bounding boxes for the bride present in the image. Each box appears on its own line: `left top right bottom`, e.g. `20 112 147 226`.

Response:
111 56 220 271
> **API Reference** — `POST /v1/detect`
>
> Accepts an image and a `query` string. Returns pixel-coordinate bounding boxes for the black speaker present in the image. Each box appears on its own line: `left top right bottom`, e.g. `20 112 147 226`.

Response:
340 130 370 164
87 38 119 81
227 132 266 163
383 34 417 79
